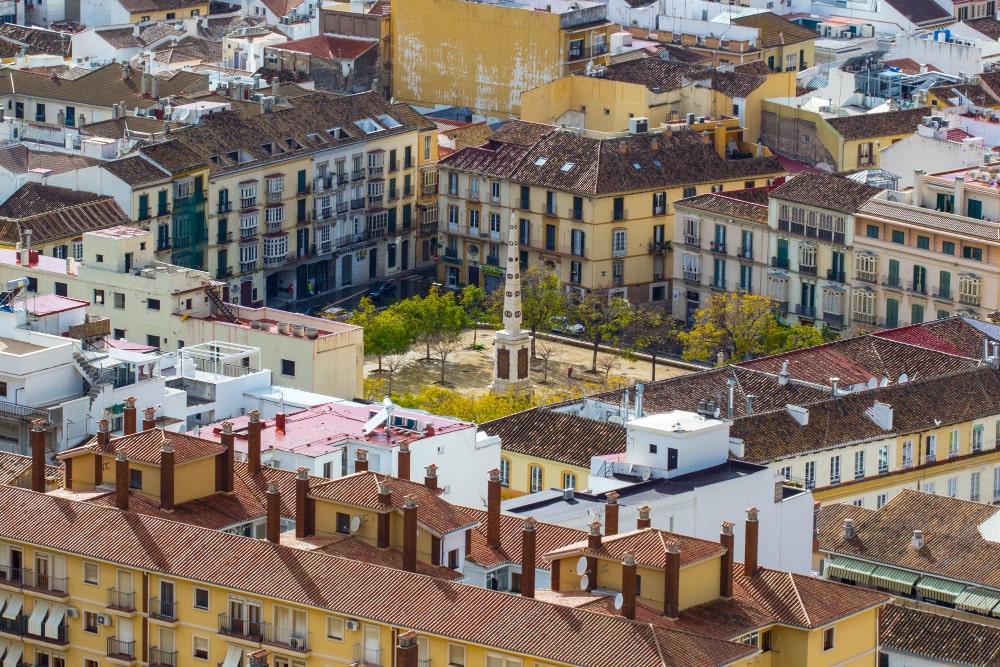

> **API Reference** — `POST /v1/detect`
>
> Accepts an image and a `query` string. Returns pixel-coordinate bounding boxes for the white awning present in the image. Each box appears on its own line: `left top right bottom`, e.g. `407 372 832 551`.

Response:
0 590 9 615
2 595 22 621
2 642 21 667
221 645 243 667
27 600 49 636
0 638 9 660
44 604 66 639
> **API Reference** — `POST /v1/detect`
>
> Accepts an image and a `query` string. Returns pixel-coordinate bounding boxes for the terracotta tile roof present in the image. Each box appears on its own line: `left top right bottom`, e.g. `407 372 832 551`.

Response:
60 428 226 465
711 70 766 98
302 533 464 580
930 82 997 107
730 366 1000 463
882 0 953 26
965 16 1000 40
442 122 495 153
674 189 770 224
880 603 1000 665
0 451 62 489
595 58 708 91
258 0 306 19
0 23 71 57
882 58 924 75
769 172 883 213
270 34 377 60
922 316 1000 358
481 409 627 468
826 107 931 141
818 488 1000 588
309 472 479 536
118 0 205 12
872 324 968 356
151 37 222 64
0 484 756 667
655 43 713 64
488 119 554 147
0 145 100 176
83 116 170 140
859 199 1000 241
98 155 170 188
463 507 585 571
733 60 771 76
0 183 130 246
544 527 727 569
731 12 819 48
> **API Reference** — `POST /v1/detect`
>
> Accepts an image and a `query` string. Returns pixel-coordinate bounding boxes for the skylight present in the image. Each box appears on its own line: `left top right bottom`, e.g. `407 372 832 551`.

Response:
354 118 383 134
560 162 575 172
652 159 662 168
377 113 402 129
632 162 642 170
534 157 548 166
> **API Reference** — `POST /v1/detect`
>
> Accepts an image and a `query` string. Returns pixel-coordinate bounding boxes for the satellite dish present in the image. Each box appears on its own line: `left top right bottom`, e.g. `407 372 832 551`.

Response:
867 378 877 390
641 468 651 481
898 373 909 383
349 516 361 533
613 593 624 610
579 574 590 590
362 397 397 435
576 557 588 576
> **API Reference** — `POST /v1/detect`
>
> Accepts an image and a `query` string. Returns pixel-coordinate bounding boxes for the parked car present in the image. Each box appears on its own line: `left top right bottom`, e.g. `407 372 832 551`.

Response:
366 281 397 301
320 306 349 321
550 316 584 336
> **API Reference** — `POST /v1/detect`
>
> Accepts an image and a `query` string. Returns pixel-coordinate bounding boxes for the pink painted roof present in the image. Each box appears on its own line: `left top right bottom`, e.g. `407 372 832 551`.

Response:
873 324 967 356
25 294 88 316
738 344 876 386
0 249 68 273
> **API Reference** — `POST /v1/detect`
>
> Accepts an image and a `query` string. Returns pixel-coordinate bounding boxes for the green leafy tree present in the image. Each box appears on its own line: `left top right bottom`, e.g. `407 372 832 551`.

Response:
394 289 468 361
349 298 411 372
680 292 780 364
570 289 634 372
622 304 680 381
459 284 494 348
519 266 568 357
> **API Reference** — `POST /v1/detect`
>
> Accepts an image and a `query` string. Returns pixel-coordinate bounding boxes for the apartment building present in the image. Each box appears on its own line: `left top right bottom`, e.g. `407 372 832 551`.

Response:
766 172 885 331
392 0 613 118
673 188 772 324
437 120 784 300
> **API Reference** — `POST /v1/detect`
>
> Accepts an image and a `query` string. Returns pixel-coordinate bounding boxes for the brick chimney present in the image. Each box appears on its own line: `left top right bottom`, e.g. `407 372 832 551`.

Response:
275 412 286 435
621 552 637 620
123 396 137 436
30 420 45 493
396 630 419 667
487 468 501 549
605 491 620 536
247 410 261 474
266 483 280 544
637 505 651 529
521 517 536 598
744 507 759 577
115 450 129 511
160 442 174 511
720 521 734 599
377 481 391 548
97 418 111 447
354 448 369 473
403 495 418 573
587 520 602 551
218 421 235 493
142 407 157 431
663 540 680 619
424 464 438 491
295 467 313 538
397 442 411 481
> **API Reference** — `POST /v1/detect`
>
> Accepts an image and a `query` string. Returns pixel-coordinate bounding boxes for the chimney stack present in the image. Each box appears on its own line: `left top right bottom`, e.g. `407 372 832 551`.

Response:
605 491 620 536
663 540 680 619
487 468 501 549
842 518 856 540
424 463 438 491
911 529 925 550
97 418 111 447
247 410 262 473
587 520 602 551
720 521 734 599
275 412 286 435
266 483 281 544
744 507 759 577
160 442 174 511
115 451 129 511
637 505 651 529
354 448 369 473
123 396 137 435
30 420 45 493
218 421 234 493
621 552 637 620
396 631 419 667
397 441 411 481
521 517 537 598
295 467 313 538
403 495 418 573
377 481 391 548
142 407 156 431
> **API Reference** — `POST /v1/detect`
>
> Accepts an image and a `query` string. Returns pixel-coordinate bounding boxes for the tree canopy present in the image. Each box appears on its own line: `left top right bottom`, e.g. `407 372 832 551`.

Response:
571 289 634 371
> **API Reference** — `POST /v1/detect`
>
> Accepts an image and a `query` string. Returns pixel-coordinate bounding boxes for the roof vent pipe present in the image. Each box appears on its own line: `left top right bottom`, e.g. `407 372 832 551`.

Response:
727 378 735 418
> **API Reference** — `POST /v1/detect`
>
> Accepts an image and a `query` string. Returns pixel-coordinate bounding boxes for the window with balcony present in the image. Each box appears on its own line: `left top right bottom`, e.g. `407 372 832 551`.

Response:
739 264 751 292
613 261 624 285
682 253 700 283
571 229 585 257
712 258 726 290
684 218 700 246
963 245 984 261
852 288 875 325
652 192 666 215
447 172 458 196
491 181 501 203
240 183 258 208
612 229 627 257
959 273 982 306
570 261 582 284
469 177 479 200
855 251 877 283
926 434 937 462
798 244 817 274
489 213 501 238
902 440 913 468
265 205 284 230
804 461 815 489
367 151 385 177
368 180 384 206
545 191 557 216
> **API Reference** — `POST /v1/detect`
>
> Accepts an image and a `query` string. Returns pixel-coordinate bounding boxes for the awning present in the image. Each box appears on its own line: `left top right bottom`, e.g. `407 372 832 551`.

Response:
221 645 243 667
955 587 1000 615
0 590 8 615
44 604 65 639
27 601 48 636
0 638 8 660
2 595 22 621
870 565 920 594
824 556 878 585
2 642 20 667
916 576 967 604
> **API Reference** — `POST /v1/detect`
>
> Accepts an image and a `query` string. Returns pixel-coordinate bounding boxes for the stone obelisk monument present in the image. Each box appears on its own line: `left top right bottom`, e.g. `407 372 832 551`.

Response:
490 211 532 394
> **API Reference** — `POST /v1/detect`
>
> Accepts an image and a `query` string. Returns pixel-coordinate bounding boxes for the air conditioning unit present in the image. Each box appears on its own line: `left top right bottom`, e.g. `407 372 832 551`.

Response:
65 607 79 619
629 117 649 135
346 619 360 631
97 614 112 626
289 635 305 650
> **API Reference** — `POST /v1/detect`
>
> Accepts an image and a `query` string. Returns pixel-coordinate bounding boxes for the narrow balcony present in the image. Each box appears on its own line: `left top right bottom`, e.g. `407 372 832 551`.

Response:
23 570 67 598
149 647 177 667
148 597 177 621
353 643 381 667
264 625 310 652
796 305 816 318
770 256 789 270
710 241 726 255
826 269 846 283
218 613 267 643
106 588 135 612
107 637 135 662
855 270 877 284
798 264 817 276
881 275 902 290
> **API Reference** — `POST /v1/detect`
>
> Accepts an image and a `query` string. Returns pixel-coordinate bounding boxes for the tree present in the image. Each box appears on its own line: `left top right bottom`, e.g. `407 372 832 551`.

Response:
596 354 622 389
392 385 539 423
623 304 680 381
519 266 568 357
394 289 468 361
571 289 634 372
535 341 560 384
430 329 464 384
680 292 795 364
459 284 494 348
381 351 412 396
766 322 826 353
349 298 411 372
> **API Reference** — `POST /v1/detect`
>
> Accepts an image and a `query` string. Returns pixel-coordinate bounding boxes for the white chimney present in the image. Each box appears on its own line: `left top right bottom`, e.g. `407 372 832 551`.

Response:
778 360 790 386
867 401 893 430
911 529 925 550
830 377 839 397
785 404 809 426
842 518 856 540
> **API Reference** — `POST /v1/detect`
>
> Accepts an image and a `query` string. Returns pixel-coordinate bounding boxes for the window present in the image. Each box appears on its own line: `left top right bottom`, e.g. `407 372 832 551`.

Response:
877 493 888 508
854 451 865 480
491 181 501 203
94 289 105 304
448 644 466 667
683 186 696 198
830 455 841 485
562 472 576 490
336 512 351 535
971 471 981 502
866 225 879 239
925 481 935 495
570 261 581 284
779 466 791 480
281 359 295 376
194 587 209 610
448 549 459 569
940 240 955 256
147 335 160 349
326 616 344 640
761 630 772 652
823 627 835 651
612 229 627 257
84 611 99 633
994 468 1000 502
804 461 815 489
129 468 142 489
891 230 904 244
857 142 873 166
499 458 510 488
947 477 958 497
73 241 83 260
917 235 930 250
973 425 984 453
193 636 209 660
147 298 160 310
649 443 658 455
963 246 983 261
529 465 543 493
949 430 960 457
114 293 125 309
83 561 99 585
667 447 678 471
485 655 522 667
853 499 864 508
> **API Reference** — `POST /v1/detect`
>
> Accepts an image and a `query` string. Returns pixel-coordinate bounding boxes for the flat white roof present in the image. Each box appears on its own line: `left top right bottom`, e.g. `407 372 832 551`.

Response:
628 410 723 433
